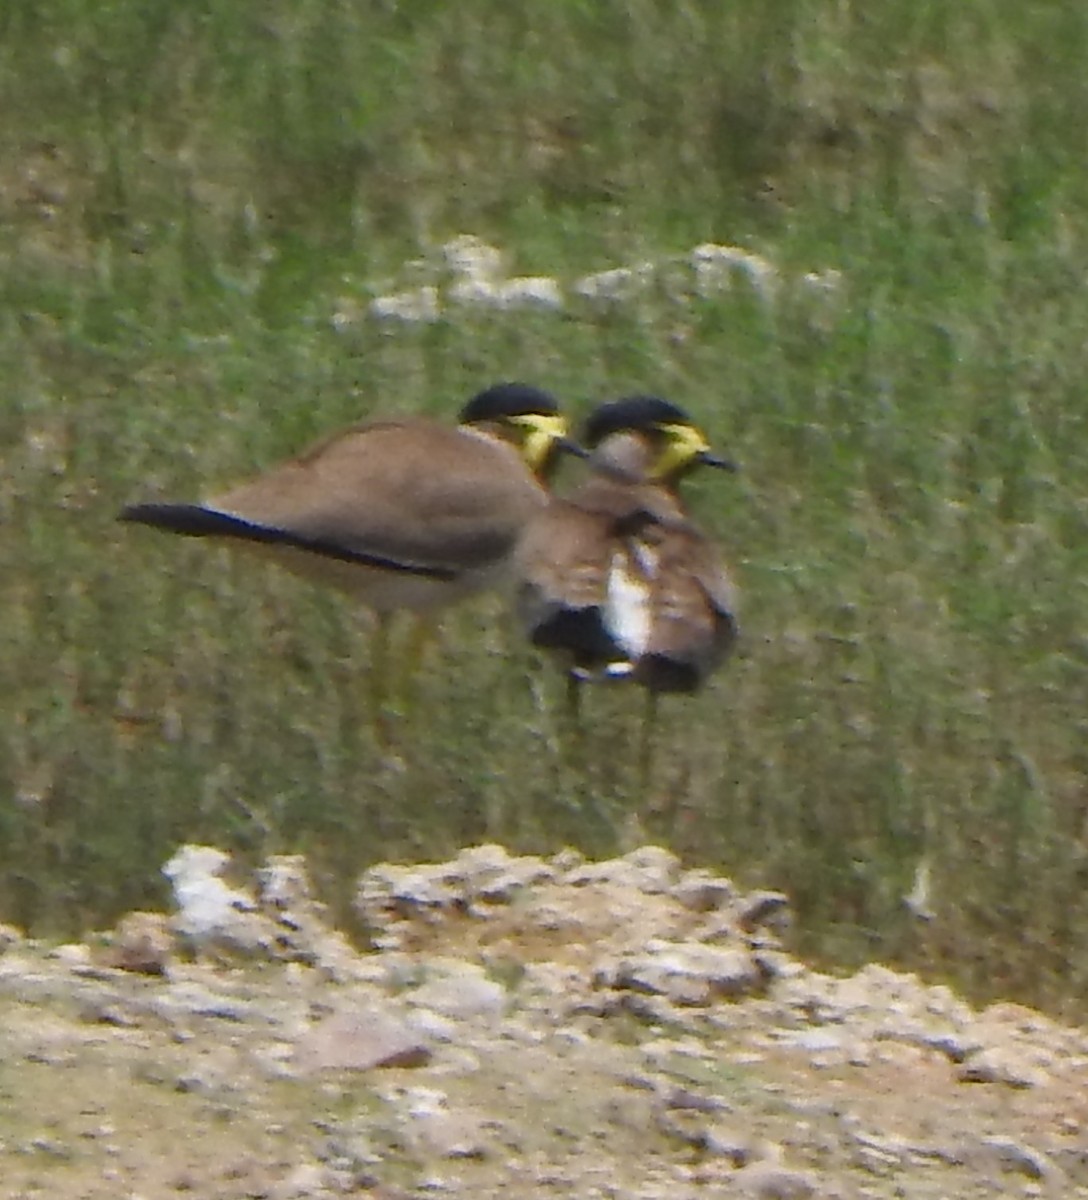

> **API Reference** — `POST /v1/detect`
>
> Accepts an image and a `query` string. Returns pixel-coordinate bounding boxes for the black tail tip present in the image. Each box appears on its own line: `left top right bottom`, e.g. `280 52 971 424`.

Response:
116 502 231 537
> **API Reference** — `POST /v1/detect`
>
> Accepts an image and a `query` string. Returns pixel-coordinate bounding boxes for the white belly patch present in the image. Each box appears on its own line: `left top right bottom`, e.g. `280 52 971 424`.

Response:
605 543 658 658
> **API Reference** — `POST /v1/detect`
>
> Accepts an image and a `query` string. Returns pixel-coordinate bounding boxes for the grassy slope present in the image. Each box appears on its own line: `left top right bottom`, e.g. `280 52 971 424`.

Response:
3 0 1088 1013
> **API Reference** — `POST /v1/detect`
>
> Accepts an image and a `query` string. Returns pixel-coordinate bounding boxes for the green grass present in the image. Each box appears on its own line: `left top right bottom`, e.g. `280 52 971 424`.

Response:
4 0 1088 1016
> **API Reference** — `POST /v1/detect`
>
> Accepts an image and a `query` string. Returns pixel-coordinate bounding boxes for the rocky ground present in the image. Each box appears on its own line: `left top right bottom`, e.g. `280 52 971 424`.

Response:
0 844 1085 1199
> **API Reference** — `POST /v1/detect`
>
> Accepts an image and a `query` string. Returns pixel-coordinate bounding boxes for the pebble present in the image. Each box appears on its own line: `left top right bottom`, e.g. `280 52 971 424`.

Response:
295 1005 432 1073
978 1135 1058 1181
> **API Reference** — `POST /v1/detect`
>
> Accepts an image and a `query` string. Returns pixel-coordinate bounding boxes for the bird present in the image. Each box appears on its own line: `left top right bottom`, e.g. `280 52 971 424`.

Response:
514 395 739 777
119 382 583 741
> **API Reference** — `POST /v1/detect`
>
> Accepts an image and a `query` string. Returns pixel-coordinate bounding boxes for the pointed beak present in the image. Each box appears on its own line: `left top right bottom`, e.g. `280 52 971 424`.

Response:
698 451 740 472
557 436 590 459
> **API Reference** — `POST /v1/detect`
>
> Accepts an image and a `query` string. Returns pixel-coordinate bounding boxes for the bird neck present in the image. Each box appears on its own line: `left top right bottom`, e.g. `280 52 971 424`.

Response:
590 432 664 486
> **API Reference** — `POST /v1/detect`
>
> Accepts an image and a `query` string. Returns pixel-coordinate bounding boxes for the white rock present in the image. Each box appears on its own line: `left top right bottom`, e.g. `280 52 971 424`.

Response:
959 1045 1049 1089
563 844 679 893
257 855 315 910
163 845 259 948
448 275 563 312
50 942 92 966
441 234 505 281
978 1135 1058 1181
255 854 371 979
368 286 440 323
620 845 681 888
603 941 764 1006
501 276 564 310
669 870 736 912
446 276 498 307
454 844 556 899
573 262 655 305
733 890 791 932
402 1084 449 1117
690 242 779 299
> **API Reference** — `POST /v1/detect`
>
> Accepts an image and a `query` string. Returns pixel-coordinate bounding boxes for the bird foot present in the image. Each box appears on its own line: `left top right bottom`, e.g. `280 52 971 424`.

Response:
569 660 635 685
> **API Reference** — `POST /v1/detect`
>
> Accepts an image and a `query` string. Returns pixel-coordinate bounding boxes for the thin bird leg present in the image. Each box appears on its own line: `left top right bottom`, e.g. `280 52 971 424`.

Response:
367 611 395 748
397 616 438 721
564 669 592 759
565 669 584 726
554 667 598 784
637 687 659 795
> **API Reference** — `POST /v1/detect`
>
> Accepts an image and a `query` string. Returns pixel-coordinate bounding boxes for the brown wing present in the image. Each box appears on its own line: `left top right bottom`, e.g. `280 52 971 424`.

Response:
630 523 738 692
514 475 693 668
208 419 547 576
515 499 613 656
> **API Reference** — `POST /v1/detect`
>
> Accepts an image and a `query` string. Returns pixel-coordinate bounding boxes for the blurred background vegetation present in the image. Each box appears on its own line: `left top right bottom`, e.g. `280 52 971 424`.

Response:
3 0 1088 1016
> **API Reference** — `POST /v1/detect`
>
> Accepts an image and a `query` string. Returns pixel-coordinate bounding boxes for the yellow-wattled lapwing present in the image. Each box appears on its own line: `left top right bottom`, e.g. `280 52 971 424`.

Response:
515 395 738 776
121 382 583 741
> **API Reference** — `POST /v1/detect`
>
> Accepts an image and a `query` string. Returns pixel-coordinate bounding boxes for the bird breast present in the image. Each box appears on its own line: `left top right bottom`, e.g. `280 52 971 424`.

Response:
604 539 660 659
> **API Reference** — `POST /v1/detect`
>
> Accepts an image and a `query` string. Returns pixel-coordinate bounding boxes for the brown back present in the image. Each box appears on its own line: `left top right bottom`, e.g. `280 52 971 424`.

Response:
214 419 548 574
